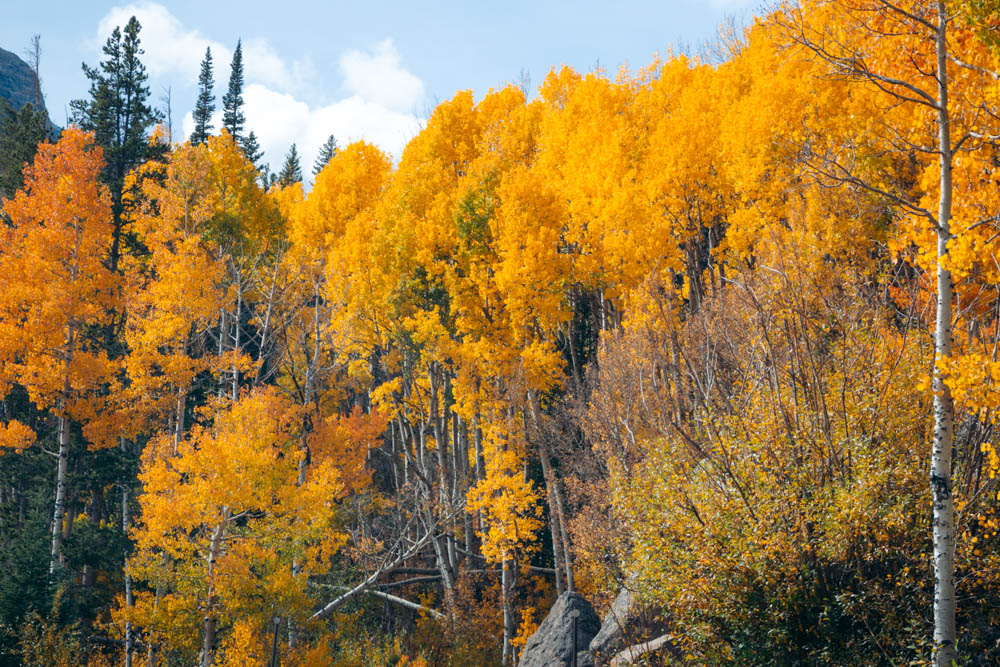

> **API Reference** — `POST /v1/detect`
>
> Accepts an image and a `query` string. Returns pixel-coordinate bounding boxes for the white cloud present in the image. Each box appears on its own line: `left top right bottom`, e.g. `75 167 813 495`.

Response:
242 37 316 93
92 2 312 95
96 3 427 176
242 85 422 176
182 85 423 176
94 2 228 81
339 39 425 113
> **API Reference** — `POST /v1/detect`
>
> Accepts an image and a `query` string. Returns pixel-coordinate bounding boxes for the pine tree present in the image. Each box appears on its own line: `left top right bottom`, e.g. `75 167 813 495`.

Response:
312 134 338 176
221 40 245 143
190 47 215 145
0 101 49 201
258 163 278 191
69 16 162 273
277 144 302 187
241 130 263 169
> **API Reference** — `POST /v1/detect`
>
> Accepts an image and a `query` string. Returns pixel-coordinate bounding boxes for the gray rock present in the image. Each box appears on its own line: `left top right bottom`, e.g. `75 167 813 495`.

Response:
0 48 39 112
589 588 672 665
576 650 596 667
0 47 60 137
519 592 601 667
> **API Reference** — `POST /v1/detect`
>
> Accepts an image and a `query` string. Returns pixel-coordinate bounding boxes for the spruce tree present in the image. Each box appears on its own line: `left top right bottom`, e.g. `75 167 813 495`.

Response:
190 47 215 145
221 40 245 142
312 134 338 176
0 101 49 201
241 130 264 169
259 163 278 191
277 144 302 187
69 16 162 273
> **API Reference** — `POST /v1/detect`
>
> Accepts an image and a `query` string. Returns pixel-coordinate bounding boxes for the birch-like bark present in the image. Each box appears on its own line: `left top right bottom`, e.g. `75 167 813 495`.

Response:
216 309 226 400
231 285 242 401
200 512 228 667
173 390 186 454
50 335 73 576
122 438 134 667
472 407 486 542
501 555 513 666
528 392 574 592
931 2 956 663
538 440 565 596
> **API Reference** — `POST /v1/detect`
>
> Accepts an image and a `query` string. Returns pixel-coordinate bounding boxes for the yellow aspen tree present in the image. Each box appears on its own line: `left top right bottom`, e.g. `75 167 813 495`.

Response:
787 2 1000 660
124 389 346 666
123 140 227 443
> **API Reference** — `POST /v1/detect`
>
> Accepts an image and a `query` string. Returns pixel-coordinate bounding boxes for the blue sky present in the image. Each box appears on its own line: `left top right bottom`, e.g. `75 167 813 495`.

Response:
1 1 762 177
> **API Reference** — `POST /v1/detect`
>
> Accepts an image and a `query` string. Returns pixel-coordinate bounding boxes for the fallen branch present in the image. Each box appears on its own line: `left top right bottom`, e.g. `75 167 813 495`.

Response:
367 589 445 620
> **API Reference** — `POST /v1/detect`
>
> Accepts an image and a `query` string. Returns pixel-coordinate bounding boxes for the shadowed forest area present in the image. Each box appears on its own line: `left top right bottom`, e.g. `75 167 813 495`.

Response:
2 1 1000 665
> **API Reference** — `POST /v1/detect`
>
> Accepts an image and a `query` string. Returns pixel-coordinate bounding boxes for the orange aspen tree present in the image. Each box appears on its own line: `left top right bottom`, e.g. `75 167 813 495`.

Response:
0 128 120 575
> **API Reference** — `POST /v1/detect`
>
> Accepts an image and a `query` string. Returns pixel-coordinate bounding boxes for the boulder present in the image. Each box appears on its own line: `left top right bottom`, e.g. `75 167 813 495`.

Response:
519 592 601 667
589 588 672 665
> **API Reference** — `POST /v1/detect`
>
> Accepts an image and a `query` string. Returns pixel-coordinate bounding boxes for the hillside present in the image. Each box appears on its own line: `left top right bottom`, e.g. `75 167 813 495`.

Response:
0 45 59 137
0 47 41 111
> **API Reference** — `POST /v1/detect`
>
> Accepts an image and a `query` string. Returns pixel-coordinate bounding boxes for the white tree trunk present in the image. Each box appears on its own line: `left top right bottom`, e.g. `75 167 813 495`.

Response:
932 2 957 663
501 555 513 666
200 513 228 667
49 409 69 575
122 438 134 667
50 341 73 577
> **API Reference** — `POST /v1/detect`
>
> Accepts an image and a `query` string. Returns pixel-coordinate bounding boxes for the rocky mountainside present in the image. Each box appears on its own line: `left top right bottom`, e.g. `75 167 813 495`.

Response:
0 47 43 110
0 45 59 135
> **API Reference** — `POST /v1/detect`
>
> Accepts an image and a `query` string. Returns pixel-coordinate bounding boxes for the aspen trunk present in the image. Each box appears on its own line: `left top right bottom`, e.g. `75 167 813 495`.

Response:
216 309 226 400
201 514 227 667
931 3 956 663
231 288 242 400
173 390 186 454
529 392 574 592
501 555 513 666
538 442 565 596
472 408 486 541
122 438 134 667
49 375 71 576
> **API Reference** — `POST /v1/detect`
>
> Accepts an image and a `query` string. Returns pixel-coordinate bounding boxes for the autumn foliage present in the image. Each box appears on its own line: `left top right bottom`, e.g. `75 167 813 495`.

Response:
4 2 1000 665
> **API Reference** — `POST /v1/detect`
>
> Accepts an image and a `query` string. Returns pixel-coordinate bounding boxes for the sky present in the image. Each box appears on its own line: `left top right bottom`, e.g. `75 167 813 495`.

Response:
0 0 763 181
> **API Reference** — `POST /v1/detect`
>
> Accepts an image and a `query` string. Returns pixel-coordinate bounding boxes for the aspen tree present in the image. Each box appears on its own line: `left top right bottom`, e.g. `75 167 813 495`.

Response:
0 129 119 574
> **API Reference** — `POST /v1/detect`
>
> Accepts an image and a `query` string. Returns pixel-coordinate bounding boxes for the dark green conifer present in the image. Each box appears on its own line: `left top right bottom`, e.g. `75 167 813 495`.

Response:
312 134 338 176
241 130 264 169
277 144 302 187
69 16 162 273
189 47 215 145
0 101 49 201
221 40 245 142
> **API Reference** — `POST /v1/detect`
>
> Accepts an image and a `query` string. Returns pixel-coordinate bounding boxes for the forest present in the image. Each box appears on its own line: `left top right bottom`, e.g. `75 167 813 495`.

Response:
1 1 1000 665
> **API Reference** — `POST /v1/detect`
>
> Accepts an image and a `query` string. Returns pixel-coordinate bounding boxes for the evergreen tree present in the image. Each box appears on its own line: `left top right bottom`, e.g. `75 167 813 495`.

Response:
241 130 264 169
0 101 49 201
190 47 215 145
259 163 278 191
277 144 302 187
69 16 162 273
312 133 338 176
221 40 245 142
